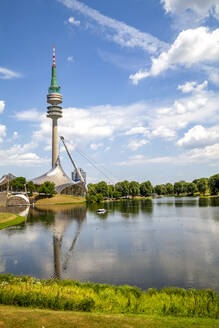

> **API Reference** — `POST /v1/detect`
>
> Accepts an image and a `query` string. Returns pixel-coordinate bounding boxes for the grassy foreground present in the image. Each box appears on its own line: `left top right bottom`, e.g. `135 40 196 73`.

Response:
35 194 85 205
0 274 218 319
0 212 26 230
0 305 219 328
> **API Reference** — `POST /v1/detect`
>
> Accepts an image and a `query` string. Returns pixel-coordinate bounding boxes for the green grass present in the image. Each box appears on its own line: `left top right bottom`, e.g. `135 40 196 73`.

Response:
0 213 26 230
35 194 85 205
0 274 218 319
0 305 219 328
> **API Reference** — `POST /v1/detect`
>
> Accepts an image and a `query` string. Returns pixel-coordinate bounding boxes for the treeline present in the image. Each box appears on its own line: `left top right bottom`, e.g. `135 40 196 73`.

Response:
9 177 55 196
87 173 219 202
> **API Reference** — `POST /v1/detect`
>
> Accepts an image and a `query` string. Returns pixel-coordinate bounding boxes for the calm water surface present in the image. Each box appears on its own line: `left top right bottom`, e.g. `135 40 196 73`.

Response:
0 197 219 291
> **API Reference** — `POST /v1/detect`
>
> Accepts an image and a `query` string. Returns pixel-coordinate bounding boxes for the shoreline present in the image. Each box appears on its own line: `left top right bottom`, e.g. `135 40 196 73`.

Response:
0 212 26 230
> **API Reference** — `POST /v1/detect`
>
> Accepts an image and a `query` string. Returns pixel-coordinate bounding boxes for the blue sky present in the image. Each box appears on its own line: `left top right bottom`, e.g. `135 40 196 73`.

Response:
0 0 219 184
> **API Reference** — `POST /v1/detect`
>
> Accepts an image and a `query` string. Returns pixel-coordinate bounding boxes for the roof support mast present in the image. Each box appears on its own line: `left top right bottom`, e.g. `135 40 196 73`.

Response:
60 136 87 192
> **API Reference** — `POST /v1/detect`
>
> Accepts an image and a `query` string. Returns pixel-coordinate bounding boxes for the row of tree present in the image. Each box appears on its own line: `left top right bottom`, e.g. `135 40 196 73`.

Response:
9 177 55 196
87 174 219 199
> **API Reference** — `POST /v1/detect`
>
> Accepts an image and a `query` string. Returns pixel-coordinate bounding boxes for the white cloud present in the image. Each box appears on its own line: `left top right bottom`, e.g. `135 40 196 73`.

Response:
15 84 219 151
90 142 103 150
130 27 219 84
19 103 148 149
0 67 21 79
0 142 48 167
125 126 149 136
178 81 208 93
127 139 148 151
117 142 219 166
161 0 219 19
177 125 219 148
13 131 19 139
59 0 168 54
67 56 74 62
15 108 44 122
0 125 6 143
0 101 5 114
68 16 80 25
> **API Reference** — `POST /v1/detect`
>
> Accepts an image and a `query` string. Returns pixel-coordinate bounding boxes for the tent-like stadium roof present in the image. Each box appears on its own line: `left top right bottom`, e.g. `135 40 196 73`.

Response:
32 162 73 189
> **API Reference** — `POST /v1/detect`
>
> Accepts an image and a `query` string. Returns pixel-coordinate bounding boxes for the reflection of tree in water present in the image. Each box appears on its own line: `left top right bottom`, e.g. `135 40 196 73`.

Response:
174 198 198 207
209 197 219 207
107 200 140 218
32 205 87 280
199 198 209 207
140 199 153 215
87 199 153 219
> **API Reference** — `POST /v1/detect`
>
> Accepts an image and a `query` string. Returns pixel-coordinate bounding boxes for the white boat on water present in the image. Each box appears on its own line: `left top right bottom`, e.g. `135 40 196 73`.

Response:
97 208 106 214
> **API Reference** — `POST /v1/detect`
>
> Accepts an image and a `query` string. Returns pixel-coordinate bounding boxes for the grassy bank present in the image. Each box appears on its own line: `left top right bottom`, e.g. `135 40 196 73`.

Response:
35 194 85 205
0 305 219 328
0 274 218 319
0 212 26 230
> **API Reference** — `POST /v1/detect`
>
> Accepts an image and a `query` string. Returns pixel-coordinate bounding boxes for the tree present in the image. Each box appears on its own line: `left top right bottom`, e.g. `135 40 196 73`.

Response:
115 181 130 196
38 181 55 196
96 181 108 197
154 184 166 195
209 174 219 195
108 185 115 198
10 177 26 191
197 178 209 195
113 190 122 199
174 181 186 195
129 181 140 197
96 193 104 202
27 181 35 196
140 181 153 196
87 183 97 196
165 183 174 195
187 182 198 195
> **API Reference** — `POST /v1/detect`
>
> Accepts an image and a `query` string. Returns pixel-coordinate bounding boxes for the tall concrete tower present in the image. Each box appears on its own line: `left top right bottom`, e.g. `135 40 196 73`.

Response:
47 45 62 168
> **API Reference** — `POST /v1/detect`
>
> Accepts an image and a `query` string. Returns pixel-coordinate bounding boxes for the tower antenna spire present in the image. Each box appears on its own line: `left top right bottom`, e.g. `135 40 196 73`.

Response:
53 44 56 67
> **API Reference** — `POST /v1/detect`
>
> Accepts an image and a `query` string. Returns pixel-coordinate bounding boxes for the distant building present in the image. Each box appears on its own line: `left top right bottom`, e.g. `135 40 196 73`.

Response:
0 173 16 192
72 168 86 184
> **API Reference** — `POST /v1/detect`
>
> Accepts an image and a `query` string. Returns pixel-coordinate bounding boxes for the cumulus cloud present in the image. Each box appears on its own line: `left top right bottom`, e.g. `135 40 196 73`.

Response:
125 126 149 136
117 142 219 166
161 0 219 19
19 103 148 149
0 125 6 143
178 81 208 93
0 67 21 79
130 27 219 84
90 142 103 150
177 125 219 148
15 108 44 122
0 101 5 114
15 83 219 150
0 144 48 166
127 139 148 151
68 16 80 25
59 0 168 54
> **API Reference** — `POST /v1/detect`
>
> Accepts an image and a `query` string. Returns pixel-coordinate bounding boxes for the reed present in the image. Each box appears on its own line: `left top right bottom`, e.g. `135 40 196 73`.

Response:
0 274 218 318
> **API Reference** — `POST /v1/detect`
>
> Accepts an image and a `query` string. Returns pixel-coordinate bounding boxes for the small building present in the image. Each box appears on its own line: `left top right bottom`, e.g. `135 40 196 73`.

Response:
72 168 86 184
0 173 16 192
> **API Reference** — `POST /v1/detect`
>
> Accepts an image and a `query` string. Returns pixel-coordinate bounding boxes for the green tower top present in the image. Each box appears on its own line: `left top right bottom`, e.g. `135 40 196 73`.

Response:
48 45 61 94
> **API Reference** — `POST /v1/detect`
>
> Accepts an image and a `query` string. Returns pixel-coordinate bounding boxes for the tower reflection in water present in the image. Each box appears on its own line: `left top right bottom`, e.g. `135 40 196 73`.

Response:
32 205 87 279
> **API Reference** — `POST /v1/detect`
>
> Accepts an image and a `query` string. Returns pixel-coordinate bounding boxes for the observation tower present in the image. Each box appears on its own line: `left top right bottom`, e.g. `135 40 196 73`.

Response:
32 46 85 196
47 45 63 168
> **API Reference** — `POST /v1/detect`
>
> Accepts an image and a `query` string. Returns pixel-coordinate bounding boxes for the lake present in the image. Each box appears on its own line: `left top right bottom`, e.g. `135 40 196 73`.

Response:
0 197 219 291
